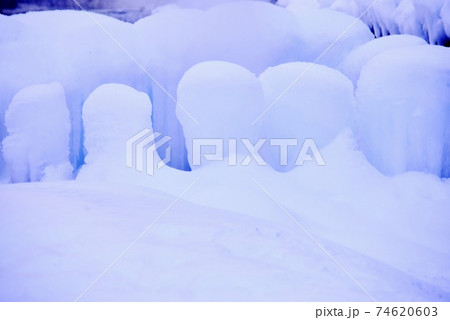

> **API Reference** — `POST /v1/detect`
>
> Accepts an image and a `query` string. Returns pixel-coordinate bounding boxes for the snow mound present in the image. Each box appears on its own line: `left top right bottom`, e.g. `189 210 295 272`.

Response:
78 84 153 180
176 61 265 168
356 45 450 177
2 82 73 183
259 62 354 171
339 34 427 86
292 8 374 67
0 10 142 177
134 2 304 170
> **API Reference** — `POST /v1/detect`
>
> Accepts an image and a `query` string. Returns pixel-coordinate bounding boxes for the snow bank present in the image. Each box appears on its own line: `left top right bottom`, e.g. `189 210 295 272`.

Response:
2 130 450 300
259 62 354 171
339 34 427 86
78 84 153 180
293 9 374 67
282 129 450 293
356 45 450 177
2 82 73 183
176 61 265 168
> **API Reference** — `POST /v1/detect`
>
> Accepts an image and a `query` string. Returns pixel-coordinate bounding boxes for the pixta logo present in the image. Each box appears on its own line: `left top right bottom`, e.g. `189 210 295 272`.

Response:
126 129 172 176
191 138 325 167
126 130 326 175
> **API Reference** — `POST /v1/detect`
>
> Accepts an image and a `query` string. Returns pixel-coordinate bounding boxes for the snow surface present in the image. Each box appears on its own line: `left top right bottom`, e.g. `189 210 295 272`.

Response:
2 82 73 183
356 45 450 177
1 129 450 301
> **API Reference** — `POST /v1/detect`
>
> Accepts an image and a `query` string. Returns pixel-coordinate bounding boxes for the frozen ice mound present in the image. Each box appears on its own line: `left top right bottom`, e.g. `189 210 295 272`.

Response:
176 61 265 168
259 62 354 171
339 34 427 86
356 44 450 177
293 8 375 68
2 82 73 183
78 83 154 181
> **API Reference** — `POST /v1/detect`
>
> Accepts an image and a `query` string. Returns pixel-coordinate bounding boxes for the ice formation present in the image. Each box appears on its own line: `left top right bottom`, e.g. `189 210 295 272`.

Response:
176 61 265 168
339 34 427 86
259 62 354 171
292 8 374 67
356 45 450 177
78 83 154 180
2 82 73 183
280 0 450 45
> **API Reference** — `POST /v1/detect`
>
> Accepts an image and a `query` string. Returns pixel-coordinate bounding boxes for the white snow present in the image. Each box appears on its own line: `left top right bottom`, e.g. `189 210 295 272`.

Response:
293 8 374 67
0 14 24 42
339 34 427 86
2 82 73 183
77 83 153 181
355 45 450 177
112 0 273 11
0 10 144 175
442 1 450 37
285 0 450 45
259 62 354 171
176 61 265 168
277 0 320 14
133 2 305 169
1 129 450 301
1 1 450 302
